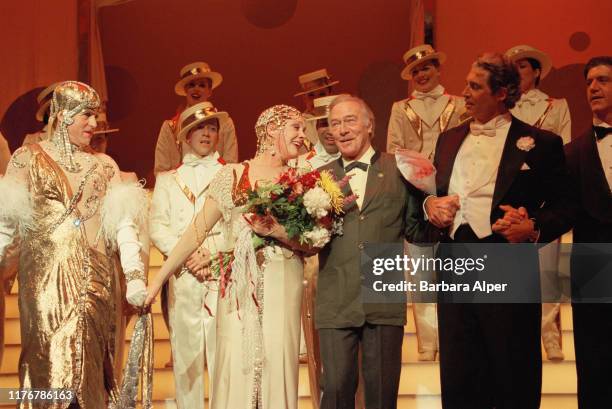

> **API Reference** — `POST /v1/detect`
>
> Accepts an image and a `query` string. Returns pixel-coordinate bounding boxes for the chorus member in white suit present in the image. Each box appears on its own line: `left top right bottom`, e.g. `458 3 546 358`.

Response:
154 61 238 175
297 95 341 169
387 44 466 361
294 69 340 150
506 44 572 361
150 101 228 409
146 105 312 409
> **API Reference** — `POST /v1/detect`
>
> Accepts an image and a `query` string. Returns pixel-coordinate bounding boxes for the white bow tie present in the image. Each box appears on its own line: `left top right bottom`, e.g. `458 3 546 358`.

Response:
470 122 497 137
183 153 216 167
413 89 444 101
517 91 544 107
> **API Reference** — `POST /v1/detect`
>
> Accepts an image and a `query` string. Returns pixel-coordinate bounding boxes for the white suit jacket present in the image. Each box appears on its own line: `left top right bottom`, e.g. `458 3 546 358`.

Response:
150 153 228 261
511 89 571 144
387 87 466 158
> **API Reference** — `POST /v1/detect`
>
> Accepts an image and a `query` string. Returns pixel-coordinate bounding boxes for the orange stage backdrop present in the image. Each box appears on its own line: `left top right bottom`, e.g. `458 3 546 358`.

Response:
436 0 612 138
0 1 610 181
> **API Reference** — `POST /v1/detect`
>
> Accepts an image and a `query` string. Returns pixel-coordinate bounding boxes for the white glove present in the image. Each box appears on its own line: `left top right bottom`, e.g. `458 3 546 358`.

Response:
116 218 147 306
126 279 147 307
116 219 145 279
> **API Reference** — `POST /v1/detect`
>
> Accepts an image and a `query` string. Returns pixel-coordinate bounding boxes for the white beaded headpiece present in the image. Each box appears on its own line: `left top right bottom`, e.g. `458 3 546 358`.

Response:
254 104 302 156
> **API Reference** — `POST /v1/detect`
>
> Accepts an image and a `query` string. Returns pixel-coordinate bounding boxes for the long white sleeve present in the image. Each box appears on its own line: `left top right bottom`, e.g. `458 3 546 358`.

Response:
149 173 180 256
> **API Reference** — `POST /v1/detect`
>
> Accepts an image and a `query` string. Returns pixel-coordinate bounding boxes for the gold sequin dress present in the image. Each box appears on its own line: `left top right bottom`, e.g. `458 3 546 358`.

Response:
16 145 121 408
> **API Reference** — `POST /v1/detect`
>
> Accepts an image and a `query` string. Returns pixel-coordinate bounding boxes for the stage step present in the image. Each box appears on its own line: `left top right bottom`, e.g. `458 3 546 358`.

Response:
0 244 580 408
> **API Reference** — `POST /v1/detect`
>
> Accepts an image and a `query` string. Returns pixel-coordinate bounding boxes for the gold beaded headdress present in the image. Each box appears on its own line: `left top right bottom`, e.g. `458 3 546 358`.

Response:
254 104 302 156
48 81 101 172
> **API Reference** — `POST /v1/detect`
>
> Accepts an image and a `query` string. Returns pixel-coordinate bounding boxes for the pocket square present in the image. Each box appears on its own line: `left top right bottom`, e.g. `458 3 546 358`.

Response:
520 162 531 171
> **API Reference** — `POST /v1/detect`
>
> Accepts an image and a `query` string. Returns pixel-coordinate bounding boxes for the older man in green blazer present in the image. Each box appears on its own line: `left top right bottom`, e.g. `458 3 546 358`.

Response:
316 94 428 409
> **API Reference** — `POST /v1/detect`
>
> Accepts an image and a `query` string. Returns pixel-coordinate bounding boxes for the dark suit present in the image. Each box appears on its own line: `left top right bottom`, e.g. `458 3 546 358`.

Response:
316 151 426 409
429 117 574 409
566 129 612 409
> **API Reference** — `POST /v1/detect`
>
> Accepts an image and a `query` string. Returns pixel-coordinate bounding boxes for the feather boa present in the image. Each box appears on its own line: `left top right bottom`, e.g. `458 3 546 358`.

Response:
100 181 149 248
0 175 32 231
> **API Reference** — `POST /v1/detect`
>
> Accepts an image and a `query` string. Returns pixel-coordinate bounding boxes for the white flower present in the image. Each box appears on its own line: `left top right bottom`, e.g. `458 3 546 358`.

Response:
304 226 332 248
303 186 332 219
516 136 535 152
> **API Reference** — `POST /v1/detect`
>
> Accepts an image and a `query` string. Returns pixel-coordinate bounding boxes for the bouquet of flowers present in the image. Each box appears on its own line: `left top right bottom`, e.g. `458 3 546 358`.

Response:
207 167 356 282
395 149 437 195
246 167 355 248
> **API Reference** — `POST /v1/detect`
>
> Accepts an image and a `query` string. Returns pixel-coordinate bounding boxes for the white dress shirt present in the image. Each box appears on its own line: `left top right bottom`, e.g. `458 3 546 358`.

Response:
448 114 512 239
343 146 376 210
409 84 450 158
595 119 612 191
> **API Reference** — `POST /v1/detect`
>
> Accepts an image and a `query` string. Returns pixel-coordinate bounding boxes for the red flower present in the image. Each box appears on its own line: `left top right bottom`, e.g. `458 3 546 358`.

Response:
319 215 333 229
277 168 299 186
300 170 320 189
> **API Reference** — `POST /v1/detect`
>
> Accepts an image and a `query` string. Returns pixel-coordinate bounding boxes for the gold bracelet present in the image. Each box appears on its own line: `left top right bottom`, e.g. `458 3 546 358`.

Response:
125 269 146 283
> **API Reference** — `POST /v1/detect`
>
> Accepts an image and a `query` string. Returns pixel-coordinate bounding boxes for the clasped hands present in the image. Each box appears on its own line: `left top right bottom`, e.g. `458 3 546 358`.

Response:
424 195 537 243
491 205 538 243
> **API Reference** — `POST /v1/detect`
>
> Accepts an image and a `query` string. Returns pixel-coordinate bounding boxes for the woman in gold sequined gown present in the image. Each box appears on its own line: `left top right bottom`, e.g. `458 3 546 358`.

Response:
146 105 314 409
0 82 148 409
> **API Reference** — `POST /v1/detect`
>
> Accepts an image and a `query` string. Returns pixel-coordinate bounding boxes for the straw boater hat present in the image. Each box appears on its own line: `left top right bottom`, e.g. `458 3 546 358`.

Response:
306 95 339 121
401 44 447 80
177 101 228 142
93 112 119 135
35 82 61 122
174 62 223 96
294 69 340 97
505 45 552 79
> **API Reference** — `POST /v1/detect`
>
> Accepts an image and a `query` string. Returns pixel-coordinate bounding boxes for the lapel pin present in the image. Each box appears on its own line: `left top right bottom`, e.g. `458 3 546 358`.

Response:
378 172 384 178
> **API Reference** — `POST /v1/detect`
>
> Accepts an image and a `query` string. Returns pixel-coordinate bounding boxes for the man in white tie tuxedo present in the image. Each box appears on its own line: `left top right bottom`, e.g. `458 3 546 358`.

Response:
423 53 574 409
387 44 466 361
150 101 229 409
506 44 573 361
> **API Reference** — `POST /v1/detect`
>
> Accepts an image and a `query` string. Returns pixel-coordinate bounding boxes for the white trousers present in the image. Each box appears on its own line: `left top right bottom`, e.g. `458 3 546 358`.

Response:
169 272 218 409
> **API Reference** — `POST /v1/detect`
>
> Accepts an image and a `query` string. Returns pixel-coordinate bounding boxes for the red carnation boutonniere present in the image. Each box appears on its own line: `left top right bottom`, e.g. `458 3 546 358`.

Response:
516 136 535 152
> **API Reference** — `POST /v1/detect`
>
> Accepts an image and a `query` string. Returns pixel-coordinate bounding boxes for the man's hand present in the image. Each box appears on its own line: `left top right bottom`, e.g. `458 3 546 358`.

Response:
492 205 537 243
186 247 212 280
424 194 460 228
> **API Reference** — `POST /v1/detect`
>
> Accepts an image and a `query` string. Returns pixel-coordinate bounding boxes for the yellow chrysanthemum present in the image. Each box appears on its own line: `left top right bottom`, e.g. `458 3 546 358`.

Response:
318 170 344 213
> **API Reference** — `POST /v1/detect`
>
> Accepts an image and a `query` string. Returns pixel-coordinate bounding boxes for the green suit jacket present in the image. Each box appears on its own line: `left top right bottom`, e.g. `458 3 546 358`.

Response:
315 151 427 329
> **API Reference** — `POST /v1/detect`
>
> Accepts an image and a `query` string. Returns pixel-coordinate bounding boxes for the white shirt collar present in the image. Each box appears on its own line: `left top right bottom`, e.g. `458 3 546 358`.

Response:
342 145 376 167
314 142 341 159
473 112 512 128
593 117 612 128
521 88 548 101
411 84 445 99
